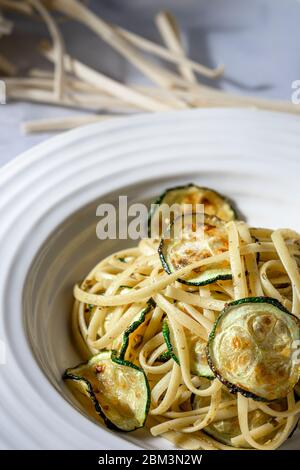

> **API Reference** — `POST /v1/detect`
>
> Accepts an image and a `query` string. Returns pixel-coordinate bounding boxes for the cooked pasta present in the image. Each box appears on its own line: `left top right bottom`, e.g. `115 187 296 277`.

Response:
64 184 300 450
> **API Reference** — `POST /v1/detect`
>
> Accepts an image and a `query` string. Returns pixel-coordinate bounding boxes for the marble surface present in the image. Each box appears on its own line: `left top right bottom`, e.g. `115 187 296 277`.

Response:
0 0 299 165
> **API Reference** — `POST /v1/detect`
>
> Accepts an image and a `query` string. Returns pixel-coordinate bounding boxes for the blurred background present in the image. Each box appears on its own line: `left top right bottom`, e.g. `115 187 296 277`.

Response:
0 0 299 164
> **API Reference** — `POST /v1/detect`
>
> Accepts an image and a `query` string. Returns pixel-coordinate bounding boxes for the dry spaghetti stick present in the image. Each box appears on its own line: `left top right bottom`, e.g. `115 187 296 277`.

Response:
28 70 99 93
21 114 116 134
49 0 185 92
26 71 182 107
41 45 177 112
7 87 138 111
139 83 300 115
28 70 135 97
188 82 300 115
24 69 177 111
27 0 65 100
115 25 224 79
7 75 121 97
5 77 54 89
155 11 197 84
136 85 300 114
132 84 188 109
49 0 221 82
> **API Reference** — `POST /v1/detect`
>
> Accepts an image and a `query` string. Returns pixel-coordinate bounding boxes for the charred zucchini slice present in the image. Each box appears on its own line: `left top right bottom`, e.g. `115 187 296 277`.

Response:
158 213 231 286
64 351 150 432
162 320 214 378
207 297 300 401
148 183 237 238
119 300 155 362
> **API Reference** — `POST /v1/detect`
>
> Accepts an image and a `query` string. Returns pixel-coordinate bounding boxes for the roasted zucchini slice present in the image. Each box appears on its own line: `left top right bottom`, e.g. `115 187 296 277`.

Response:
159 213 231 286
64 351 150 432
207 297 300 401
148 183 237 238
119 300 155 362
162 320 214 378
187 333 214 379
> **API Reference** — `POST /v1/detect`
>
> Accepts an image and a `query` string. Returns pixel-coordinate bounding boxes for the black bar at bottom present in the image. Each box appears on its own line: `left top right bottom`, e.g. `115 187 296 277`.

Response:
0 450 298 467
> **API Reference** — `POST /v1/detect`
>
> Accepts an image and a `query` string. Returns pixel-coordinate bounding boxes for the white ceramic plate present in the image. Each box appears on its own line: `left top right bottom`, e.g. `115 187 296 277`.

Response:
1 108 300 450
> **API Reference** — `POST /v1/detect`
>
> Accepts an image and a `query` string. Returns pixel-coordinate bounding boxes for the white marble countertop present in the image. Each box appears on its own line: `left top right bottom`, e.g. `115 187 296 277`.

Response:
0 0 299 166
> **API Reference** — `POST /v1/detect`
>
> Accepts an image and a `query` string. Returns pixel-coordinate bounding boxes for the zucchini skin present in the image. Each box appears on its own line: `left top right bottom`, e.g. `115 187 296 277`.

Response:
63 350 150 432
158 351 171 362
206 297 300 402
118 299 155 360
148 183 238 237
288 418 299 439
63 370 122 432
177 270 231 287
162 320 179 365
158 243 171 276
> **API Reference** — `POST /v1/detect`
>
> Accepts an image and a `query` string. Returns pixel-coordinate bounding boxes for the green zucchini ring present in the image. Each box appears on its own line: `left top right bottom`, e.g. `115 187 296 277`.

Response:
64 350 150 432
148 183 237 238
207 297 300 402
158 212 232 286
